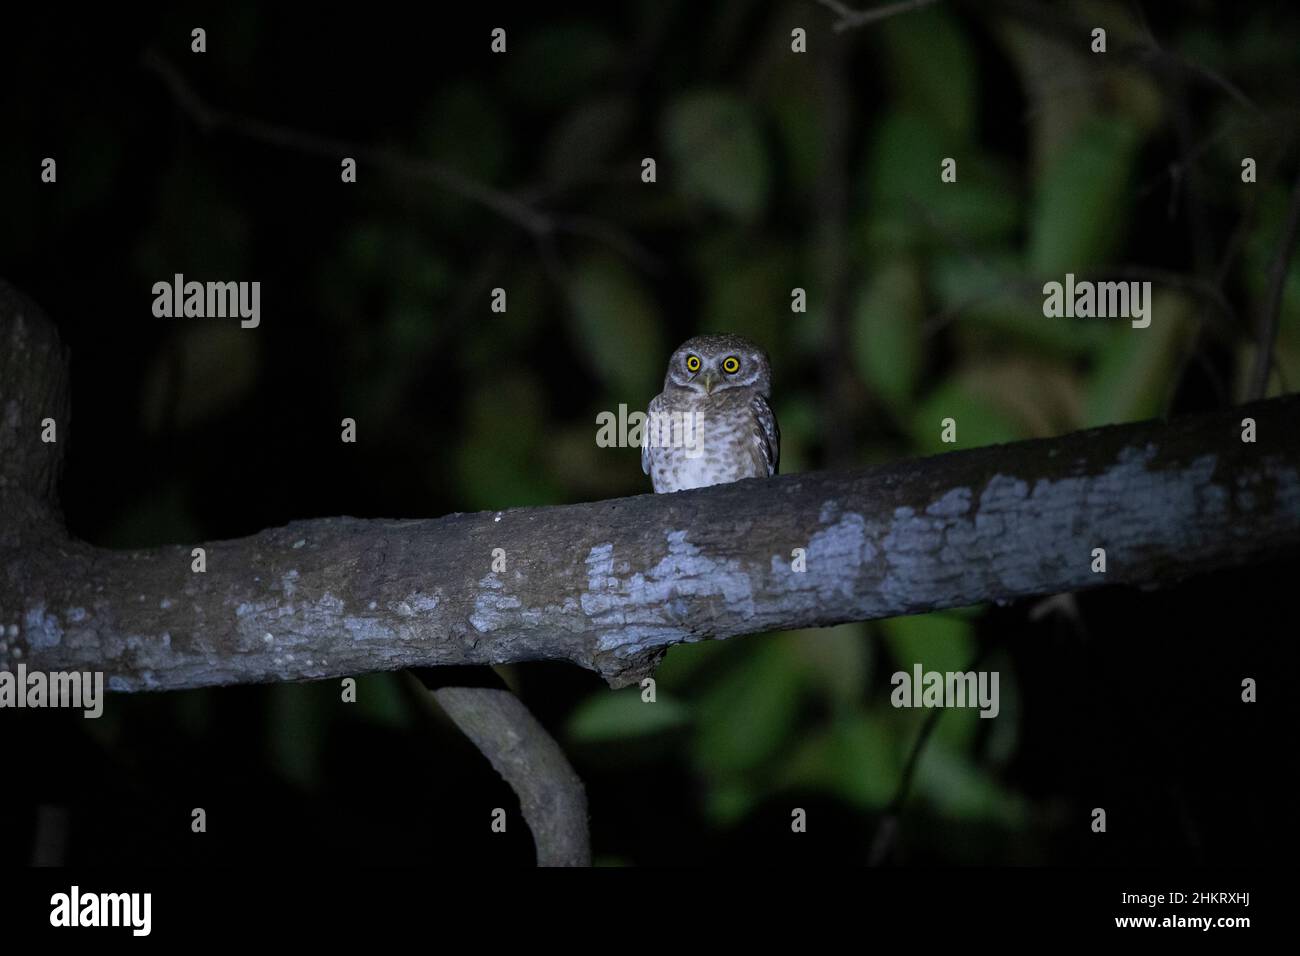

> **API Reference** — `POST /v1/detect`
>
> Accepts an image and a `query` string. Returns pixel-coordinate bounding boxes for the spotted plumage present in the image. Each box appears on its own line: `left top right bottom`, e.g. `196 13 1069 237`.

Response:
641 334 779 493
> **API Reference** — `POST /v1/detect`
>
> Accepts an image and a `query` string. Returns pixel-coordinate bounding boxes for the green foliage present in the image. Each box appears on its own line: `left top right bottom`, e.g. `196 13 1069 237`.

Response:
1029 115 1142 275
930 253 1110 356
779 712 897 809
691 638 806 776
853 257 924 413
881 613 975 677
914 746 1028 826
566 689 691 743
910 376 1021 453
880 5 978 139
1084 293 1193 425
862 112 1022 253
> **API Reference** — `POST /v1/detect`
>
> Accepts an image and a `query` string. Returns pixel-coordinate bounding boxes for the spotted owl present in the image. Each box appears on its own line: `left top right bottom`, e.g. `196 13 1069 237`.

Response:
641 334 779 493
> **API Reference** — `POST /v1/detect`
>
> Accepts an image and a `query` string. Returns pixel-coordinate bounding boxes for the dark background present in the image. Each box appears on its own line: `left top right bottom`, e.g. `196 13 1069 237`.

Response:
1 0 1294 866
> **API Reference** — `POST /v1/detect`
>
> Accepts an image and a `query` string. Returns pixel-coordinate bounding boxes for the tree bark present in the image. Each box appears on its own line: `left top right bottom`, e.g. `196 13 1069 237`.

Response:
4 279 1299 692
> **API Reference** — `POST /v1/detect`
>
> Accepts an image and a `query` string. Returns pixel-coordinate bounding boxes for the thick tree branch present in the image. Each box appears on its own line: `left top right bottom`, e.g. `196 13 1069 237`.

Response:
4 281 1300 693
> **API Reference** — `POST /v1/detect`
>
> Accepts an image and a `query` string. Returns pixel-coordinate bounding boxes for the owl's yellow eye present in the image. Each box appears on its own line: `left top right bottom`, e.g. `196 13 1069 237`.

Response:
685 355 701 373
722 356 740 374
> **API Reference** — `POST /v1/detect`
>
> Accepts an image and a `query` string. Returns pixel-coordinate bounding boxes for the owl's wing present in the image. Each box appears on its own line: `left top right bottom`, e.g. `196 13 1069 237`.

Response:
750 393 780 477
641 393 662 476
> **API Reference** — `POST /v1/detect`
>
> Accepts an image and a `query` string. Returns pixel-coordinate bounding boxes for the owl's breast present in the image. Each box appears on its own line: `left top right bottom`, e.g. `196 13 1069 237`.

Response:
647 394 768 493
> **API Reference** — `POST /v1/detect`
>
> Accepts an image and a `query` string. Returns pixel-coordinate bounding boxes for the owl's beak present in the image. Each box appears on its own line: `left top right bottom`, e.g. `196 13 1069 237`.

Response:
700 370 720 394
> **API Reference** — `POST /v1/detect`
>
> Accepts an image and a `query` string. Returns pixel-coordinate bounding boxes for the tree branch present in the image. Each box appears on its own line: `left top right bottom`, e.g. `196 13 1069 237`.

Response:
408 676 590 867
4 280 1300 693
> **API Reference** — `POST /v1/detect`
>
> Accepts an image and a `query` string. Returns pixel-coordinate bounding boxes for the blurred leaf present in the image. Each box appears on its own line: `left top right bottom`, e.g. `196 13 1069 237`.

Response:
567 689 691 743
852 258 924 412
566 254 663 398
778 712 897 809
652 634 733 686
910 375 1021 453
881 5 977 139
931 252 1111 356
881 613 974 677
1084 292 1192 425
664 91 770 221
704 779 760 828
1028 115 1142 275
993 21 1093 169
914 747 1028 826
692 638 804 775
863 110 947 251
862 111 1021 252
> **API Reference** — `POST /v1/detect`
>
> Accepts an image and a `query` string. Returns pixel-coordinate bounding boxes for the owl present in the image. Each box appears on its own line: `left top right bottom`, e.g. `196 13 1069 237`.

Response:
641 333 780 493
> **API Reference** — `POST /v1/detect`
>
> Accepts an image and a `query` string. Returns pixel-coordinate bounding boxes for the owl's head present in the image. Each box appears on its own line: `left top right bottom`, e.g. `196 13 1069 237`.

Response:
664 334 772 397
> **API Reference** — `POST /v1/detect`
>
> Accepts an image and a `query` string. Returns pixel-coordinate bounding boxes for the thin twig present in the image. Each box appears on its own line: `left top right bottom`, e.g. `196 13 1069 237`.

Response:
142 50 660 273
816 0 943 33
982 0 1258 113
868 641 992 866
